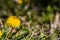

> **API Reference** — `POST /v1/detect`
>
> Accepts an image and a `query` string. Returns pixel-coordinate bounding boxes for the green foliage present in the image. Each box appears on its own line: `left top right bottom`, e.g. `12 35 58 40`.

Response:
51 31 57 40
0 0 60 40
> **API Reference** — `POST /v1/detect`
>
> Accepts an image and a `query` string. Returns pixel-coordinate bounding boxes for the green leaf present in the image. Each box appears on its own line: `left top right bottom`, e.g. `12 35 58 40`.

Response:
40 32 45 38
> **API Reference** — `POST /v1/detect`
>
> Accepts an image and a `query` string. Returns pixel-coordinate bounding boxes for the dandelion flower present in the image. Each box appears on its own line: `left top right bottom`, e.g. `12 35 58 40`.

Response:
15 0 23 4
6 16 21 28
0 30 2 37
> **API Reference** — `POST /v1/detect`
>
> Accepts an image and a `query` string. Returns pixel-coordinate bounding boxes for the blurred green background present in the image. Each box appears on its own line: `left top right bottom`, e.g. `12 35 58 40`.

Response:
0 0 60 40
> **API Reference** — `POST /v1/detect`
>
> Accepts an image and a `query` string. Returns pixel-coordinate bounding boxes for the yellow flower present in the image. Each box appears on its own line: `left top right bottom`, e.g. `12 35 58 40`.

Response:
0 30 2 37
15 0 23 4
6 16 21 28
